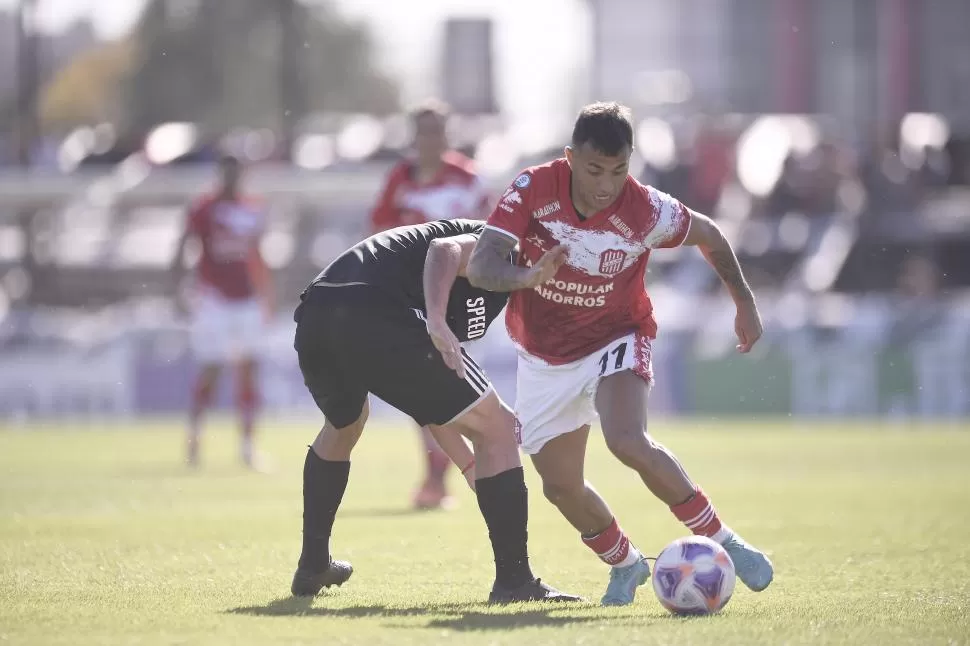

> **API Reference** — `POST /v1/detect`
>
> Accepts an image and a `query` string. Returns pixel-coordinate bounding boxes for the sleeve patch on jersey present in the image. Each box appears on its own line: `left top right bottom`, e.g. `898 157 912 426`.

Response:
643 188 690 249
513 173 531 189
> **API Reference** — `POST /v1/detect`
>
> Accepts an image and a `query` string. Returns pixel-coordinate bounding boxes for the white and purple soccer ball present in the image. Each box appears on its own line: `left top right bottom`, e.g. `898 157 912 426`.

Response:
652 536 736 615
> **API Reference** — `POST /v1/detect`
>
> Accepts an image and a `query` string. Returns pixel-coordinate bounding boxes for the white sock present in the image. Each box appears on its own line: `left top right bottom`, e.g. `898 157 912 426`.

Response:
614 545 643 569
712 525 734 545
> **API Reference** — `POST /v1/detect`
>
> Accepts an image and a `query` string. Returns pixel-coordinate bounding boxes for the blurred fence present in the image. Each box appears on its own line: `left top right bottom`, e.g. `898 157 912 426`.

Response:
0 163 967 422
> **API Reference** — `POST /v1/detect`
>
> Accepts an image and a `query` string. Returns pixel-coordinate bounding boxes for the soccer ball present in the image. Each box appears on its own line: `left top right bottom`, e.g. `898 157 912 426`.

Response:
651 535 736 615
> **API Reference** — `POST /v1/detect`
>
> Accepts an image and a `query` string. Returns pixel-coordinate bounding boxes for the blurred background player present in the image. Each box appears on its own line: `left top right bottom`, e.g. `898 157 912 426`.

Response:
369 99 492 509
171 154 275 470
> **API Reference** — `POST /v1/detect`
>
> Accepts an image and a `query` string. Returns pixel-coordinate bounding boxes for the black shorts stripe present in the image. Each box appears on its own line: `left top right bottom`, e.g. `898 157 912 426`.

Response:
462 362 487 394
462 353 488 385
461 354 489 392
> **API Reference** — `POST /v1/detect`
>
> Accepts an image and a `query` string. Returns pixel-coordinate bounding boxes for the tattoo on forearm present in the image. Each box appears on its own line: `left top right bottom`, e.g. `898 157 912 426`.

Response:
705 245 752 301
467 233 531 292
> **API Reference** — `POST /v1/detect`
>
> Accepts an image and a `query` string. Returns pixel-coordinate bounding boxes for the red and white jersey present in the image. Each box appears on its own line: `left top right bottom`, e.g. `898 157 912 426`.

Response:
187 194 266 301
484 158 691 364
370 151 490 232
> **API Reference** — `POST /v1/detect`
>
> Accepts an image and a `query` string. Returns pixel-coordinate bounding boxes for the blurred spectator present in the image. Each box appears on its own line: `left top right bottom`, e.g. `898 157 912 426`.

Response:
370 99 489 233
368 98 491 511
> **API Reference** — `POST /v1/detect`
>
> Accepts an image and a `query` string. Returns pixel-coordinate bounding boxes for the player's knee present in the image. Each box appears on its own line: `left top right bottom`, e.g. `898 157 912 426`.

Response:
447 393 515 447
604 430 654 468
541 477 585 507
343 402 369 435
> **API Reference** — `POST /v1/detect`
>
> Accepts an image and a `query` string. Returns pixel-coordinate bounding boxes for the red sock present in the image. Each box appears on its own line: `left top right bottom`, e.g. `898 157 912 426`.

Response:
670 487 730 541
582 518 640 568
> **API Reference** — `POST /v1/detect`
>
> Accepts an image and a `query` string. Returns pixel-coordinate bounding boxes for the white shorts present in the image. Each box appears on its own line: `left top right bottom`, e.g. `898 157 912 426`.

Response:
190 289 263 363
513 332 654 455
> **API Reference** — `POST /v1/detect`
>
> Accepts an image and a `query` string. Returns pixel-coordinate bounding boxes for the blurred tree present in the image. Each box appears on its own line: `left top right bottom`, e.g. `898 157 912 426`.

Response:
39 39 135 133
121 0 400 136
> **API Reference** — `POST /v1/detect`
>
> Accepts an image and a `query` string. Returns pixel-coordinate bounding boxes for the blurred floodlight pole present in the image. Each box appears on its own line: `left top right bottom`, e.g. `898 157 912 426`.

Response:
14 0 40 304
278 0 302 152
15 0 39 167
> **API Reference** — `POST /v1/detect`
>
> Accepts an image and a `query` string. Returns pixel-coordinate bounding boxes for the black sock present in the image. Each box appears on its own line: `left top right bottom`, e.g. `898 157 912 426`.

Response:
475 466 535 589
298 448 350 573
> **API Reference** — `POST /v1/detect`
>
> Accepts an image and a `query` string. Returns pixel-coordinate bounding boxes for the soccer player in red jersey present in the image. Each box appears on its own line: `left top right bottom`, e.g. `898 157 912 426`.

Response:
369 99 491 510
466 102 774 606
172 154 274 470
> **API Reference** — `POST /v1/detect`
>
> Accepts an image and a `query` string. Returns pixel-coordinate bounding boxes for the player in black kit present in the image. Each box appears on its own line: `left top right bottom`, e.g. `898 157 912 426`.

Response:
290 218 574 603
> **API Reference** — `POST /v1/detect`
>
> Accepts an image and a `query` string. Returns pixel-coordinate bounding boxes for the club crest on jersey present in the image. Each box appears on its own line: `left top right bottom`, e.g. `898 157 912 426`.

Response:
513 173 531 189
598 249 627 276
532 201 561 219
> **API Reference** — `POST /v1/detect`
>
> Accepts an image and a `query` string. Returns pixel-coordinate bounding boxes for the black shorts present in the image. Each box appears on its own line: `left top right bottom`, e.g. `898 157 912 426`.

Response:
293 284 492 428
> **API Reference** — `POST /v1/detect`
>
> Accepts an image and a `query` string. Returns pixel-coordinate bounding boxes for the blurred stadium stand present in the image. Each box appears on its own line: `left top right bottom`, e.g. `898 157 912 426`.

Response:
1 0 968 421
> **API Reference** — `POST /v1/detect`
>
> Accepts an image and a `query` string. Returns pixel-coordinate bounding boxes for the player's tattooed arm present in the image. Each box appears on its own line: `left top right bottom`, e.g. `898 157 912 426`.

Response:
466 229 567 292
683 211 754 304
683 210 763 353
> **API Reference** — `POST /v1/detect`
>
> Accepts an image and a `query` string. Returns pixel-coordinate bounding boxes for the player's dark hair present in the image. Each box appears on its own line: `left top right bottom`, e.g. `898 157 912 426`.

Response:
410 98 451 123
571 102 635 156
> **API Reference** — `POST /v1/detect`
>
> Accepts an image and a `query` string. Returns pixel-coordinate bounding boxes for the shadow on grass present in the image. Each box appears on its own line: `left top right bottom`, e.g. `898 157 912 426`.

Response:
228 596 610 630
335 506 437 519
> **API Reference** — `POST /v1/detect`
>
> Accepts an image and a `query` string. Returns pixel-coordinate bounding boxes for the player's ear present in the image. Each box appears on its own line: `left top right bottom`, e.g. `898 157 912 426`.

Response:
564 146 573 165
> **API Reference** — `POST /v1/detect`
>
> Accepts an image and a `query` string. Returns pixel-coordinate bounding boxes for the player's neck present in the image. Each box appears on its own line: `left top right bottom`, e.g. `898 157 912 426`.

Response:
568 177 592 221
415 158 443 183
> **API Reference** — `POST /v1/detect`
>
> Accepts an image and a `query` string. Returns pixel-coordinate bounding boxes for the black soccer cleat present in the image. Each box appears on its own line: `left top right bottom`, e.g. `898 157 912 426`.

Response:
290 559 354 597
488 577 583 604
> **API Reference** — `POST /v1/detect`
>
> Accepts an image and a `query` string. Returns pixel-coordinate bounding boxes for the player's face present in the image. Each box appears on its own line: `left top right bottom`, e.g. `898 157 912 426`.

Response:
414 113 447 164
565 142 631 211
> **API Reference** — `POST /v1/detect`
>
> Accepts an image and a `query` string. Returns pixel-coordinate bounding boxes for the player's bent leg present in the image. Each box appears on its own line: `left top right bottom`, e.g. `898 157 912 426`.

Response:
310 400 368 461
291 401 369 597
187 363 221 467
596 370 696 504
444 391 519 478
412 424 454 510
529 426 611 534
425 425 476 490
442 392 580 604
596 370 774 592
529 427 650 606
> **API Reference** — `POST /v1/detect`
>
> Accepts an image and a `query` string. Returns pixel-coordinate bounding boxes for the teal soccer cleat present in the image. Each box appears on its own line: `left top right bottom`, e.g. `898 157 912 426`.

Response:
601 557 652 606
721 534 774 591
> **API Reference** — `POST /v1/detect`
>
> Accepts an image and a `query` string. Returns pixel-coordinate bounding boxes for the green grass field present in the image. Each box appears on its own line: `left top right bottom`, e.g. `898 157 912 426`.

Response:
2 417 969 645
